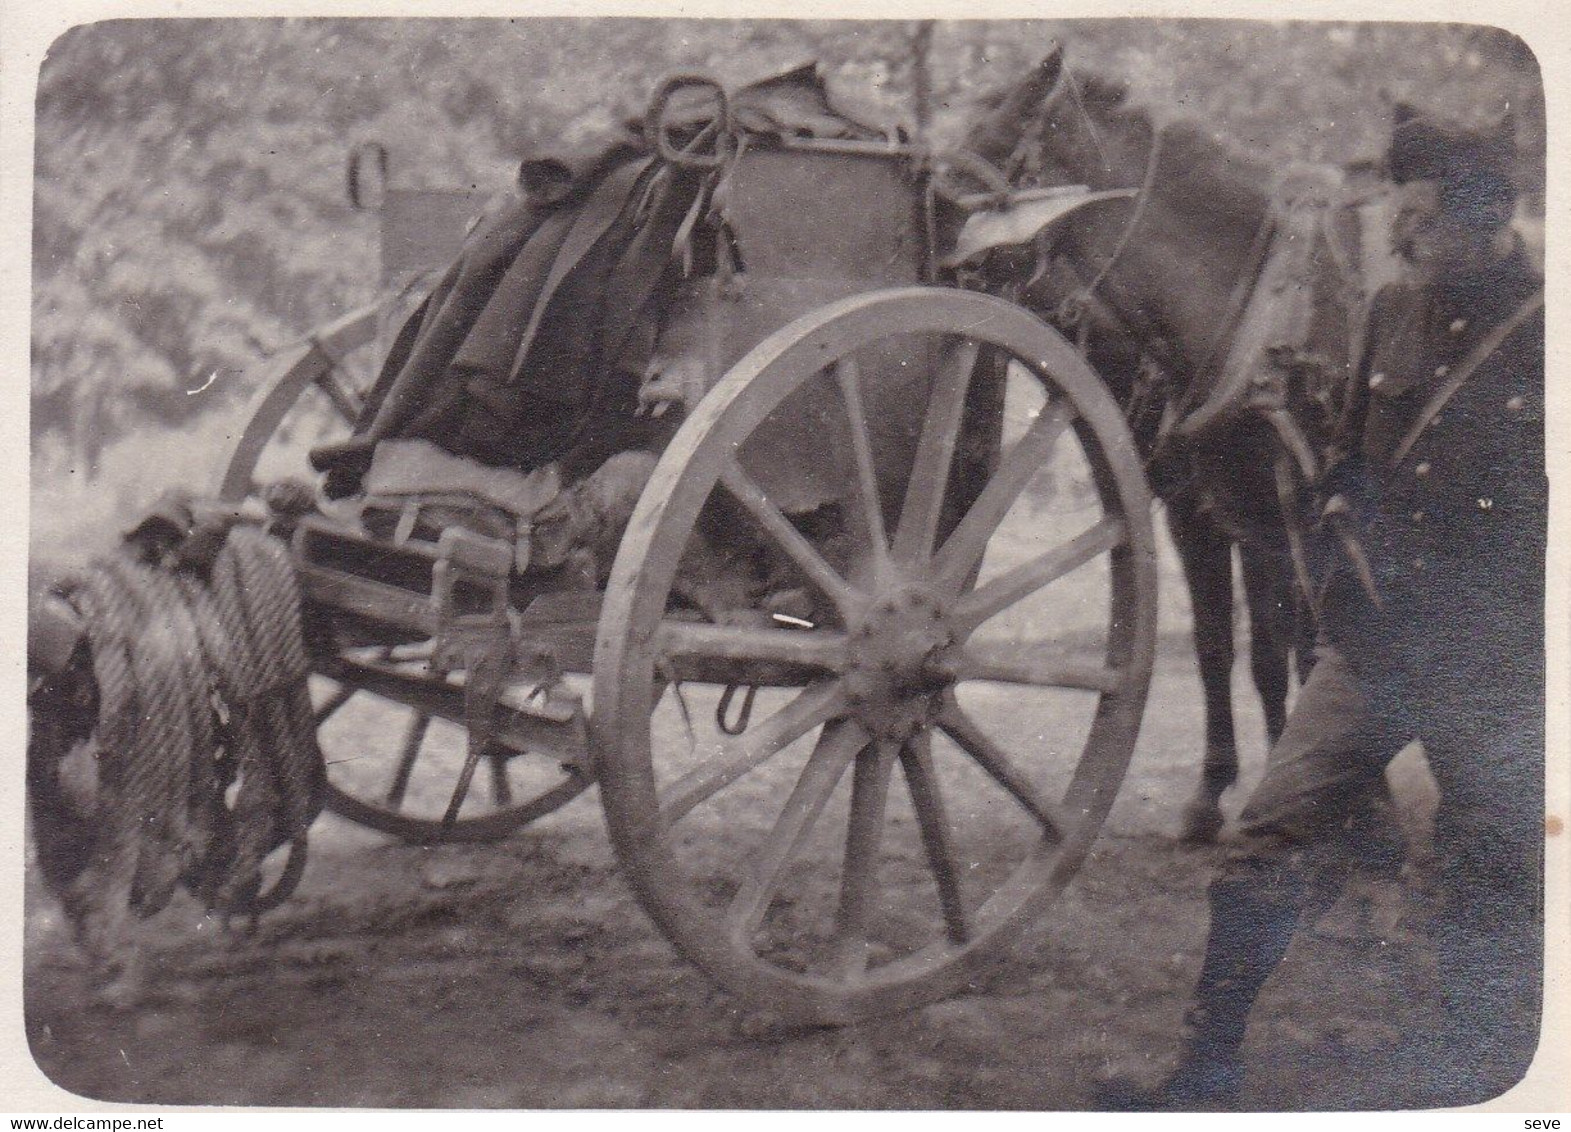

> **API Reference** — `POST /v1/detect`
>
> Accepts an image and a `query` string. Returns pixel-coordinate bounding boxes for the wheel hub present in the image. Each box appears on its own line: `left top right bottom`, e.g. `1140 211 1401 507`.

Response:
844 588 956 742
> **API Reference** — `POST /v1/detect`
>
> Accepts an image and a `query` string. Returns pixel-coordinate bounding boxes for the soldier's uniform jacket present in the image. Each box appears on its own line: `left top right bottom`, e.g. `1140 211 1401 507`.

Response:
1321 238 1545 665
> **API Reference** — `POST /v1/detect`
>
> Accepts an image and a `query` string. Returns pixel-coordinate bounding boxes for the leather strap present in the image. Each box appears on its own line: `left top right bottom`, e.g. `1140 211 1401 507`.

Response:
507 157 654 384
1386 288 1544 470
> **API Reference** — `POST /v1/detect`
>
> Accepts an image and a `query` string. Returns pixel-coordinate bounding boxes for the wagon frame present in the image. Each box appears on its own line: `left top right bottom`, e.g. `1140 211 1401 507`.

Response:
190 72 1159 1024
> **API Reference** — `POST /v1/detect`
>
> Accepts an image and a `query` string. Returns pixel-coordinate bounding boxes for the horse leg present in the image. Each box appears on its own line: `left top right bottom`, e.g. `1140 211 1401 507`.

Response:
1167 496 1237 843
1238 542 1293 744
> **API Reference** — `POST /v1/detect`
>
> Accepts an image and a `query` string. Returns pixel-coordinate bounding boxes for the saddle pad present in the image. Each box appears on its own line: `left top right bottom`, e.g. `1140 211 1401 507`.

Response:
365 438 562 519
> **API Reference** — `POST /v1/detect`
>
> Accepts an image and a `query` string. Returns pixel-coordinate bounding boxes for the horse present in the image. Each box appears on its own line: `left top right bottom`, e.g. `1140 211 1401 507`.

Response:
963 45 1404 841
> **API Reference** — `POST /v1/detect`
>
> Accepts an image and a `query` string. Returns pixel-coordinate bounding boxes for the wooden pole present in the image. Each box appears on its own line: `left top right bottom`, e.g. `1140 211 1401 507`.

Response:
911 20 935 142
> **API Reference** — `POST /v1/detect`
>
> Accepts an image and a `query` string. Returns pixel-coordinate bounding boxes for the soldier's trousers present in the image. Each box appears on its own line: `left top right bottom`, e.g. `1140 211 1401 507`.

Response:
1220 639 1544 1101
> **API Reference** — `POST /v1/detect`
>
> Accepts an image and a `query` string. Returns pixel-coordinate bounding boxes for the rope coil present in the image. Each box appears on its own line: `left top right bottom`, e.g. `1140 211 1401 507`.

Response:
30 522 324 955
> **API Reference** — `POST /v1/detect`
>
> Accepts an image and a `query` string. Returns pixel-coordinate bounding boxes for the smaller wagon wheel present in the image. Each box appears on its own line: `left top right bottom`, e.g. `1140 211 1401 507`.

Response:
304 655 592 845
218 303 384 502
594 287 1158 1024
221 302 591 844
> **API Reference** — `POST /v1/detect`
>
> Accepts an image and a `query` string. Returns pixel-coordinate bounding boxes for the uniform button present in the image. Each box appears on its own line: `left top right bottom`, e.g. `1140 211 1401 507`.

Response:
1413 558 1426 572
1414 461 1431 478
1479 498 1494 510
1369 372 1386 389
1450 318 1467 333
1412 510 1425 522
1507 395 1525 411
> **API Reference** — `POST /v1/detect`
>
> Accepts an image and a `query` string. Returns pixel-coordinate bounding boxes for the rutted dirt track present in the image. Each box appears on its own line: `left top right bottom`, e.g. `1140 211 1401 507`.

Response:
24 642 1460 1110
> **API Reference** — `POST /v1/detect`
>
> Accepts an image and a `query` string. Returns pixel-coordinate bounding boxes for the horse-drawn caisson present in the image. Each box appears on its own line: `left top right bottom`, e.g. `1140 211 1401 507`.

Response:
27 52 1393 1023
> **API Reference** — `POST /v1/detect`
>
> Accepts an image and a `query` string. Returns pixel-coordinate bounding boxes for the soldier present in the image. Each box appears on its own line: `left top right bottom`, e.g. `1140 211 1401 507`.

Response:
1103 104 1546 1109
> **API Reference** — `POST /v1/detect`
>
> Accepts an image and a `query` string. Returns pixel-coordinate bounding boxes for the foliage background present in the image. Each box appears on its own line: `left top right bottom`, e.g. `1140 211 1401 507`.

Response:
29 18 1545 561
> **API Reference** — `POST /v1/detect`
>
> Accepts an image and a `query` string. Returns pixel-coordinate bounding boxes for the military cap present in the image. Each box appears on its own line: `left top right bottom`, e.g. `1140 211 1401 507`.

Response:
1389 102 1519 230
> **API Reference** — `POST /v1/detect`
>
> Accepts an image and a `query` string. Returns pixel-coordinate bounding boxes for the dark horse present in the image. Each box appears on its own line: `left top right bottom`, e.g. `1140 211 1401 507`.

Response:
965 46 1402 840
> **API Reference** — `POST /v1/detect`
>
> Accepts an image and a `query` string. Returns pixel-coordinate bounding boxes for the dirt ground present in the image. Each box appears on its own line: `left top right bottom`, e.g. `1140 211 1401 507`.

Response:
23 638 1478 1111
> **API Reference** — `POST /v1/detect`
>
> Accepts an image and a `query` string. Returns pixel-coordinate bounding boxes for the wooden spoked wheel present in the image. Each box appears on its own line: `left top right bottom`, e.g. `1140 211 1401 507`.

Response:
220 303 591 844
218 304 382 502
303 657 592 845
593 287 1157 1023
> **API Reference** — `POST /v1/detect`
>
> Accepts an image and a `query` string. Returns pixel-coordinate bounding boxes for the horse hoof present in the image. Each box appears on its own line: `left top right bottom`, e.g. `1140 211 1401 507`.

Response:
1178 800 1225 844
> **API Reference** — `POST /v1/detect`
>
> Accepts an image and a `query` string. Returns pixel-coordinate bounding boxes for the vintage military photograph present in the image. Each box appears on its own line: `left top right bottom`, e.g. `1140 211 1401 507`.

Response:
18 14 1555 1112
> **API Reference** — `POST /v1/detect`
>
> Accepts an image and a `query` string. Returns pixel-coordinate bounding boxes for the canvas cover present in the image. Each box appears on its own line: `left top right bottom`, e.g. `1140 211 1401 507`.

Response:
317 64 887 497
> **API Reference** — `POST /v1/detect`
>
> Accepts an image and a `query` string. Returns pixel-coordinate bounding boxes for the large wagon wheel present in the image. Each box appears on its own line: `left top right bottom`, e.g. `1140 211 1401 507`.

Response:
220 303 591 844
594 287 1157 1024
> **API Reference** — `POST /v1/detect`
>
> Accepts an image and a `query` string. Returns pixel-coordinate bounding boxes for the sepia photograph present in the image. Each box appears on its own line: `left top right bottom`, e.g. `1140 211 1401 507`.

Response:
13 12 1561 1113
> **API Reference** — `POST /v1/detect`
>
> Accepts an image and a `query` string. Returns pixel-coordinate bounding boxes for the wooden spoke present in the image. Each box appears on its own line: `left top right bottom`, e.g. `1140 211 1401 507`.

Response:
490 753 514 808
831 742 900 980
892 339 980 564
442 742 486 829
385 712 432 810
933 400 1076 590
727 719 868 942
660 680 849 826
900 733 972 944
720 463 859 616
834 357 892 572
936 699 1069 842
314 368 364 423
313 683 357 725
950 517 1127 634
940 642 1124 693
655 621 847 677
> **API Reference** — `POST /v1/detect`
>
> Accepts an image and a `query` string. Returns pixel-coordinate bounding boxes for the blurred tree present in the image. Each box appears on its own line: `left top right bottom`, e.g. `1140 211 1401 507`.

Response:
31 18 1544 506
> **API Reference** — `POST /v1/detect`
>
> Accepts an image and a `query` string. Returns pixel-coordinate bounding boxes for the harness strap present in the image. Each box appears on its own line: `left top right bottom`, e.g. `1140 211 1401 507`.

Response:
1272 451 1319 610
1321 203 1376 435
506 157 655 385
1386 287 1544 470
1169 204 1282 438
1058 128 1163 325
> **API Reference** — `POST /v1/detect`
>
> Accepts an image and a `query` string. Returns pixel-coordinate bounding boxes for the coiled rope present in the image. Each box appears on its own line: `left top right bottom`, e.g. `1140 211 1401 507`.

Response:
36 524 324 933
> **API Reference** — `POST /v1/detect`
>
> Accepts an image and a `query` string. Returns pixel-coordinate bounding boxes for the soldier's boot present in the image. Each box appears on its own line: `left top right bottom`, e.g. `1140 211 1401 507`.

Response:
1097 878 1302 1110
